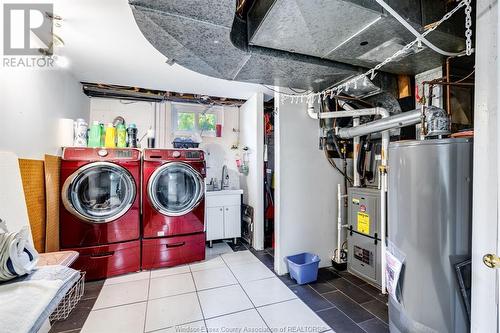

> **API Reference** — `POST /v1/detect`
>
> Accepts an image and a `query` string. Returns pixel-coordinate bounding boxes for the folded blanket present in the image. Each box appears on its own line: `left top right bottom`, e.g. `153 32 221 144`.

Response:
0 265 81 333
0 279 63 333
0 220 38 281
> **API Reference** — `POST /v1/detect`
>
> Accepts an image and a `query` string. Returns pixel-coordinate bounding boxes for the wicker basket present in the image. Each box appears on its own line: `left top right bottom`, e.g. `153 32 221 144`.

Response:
49 271 86 322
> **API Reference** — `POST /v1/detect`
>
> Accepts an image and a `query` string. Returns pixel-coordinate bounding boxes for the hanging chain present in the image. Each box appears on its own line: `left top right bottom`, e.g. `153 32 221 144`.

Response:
464 0 473 56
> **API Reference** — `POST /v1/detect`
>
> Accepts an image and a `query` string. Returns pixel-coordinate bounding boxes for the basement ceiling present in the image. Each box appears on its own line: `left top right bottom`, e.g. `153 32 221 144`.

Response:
130 0 466 91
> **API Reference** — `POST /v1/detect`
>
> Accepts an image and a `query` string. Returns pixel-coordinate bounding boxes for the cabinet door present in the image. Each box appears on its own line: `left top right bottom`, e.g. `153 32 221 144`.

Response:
223 205 241 238
206 206 224 241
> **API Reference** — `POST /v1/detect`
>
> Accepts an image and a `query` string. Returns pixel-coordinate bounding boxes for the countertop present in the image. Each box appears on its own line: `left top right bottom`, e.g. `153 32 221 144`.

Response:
205 189 244 196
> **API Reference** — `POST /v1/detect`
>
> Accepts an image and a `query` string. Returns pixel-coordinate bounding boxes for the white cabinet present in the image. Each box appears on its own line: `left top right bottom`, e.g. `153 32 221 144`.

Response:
205 190 243 244
223 205 241 238
206 207 224 241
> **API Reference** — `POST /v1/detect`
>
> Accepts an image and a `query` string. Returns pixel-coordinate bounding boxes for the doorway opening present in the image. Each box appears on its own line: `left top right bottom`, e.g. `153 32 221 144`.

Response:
263 100 275 251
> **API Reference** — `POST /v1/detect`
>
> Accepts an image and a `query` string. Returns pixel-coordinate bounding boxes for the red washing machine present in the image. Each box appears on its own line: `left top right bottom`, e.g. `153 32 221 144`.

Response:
142 149 206 269
60 148 141 280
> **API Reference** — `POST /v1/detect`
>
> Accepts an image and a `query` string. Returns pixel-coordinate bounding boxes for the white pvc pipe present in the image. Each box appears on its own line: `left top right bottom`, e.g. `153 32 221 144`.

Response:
318 108 387 119
337 184 343 263
353 118 361 187
374 0 462 57
306 100 390 120
380 130 389 294
307 100 318 119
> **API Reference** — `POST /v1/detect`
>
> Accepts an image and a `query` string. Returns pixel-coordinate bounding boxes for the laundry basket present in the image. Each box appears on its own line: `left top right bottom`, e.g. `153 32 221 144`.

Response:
286 252 320 285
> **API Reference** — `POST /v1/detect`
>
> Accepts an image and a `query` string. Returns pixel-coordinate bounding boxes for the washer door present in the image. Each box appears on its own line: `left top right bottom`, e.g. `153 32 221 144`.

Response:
148 162 204 217
62 162 136 223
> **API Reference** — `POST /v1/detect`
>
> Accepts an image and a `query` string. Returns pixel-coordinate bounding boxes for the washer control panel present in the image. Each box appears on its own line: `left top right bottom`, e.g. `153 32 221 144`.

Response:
62 147 141 161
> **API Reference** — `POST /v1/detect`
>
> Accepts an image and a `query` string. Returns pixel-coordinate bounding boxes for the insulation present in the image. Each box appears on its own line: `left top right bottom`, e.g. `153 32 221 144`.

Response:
130 0 361 91
130 0 466 90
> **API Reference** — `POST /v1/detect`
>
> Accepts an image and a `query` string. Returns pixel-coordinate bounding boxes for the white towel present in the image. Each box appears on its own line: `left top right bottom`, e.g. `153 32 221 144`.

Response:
0 221 39 281
0 279 63 333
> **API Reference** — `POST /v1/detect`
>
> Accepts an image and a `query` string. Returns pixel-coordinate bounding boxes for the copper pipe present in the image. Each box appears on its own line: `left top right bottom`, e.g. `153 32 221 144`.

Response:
236 0 248 17
422 81 474 87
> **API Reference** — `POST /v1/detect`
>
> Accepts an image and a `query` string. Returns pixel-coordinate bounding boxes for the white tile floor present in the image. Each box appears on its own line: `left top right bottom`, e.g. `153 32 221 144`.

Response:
81 243 332 333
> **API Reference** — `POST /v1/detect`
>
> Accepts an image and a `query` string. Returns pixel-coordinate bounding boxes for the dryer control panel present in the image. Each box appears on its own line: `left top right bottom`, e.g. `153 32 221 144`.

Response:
144 149 205 161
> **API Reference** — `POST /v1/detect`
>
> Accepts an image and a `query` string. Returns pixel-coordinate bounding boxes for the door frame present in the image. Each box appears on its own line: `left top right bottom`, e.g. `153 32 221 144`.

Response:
239 93 265 250
471 1 499 331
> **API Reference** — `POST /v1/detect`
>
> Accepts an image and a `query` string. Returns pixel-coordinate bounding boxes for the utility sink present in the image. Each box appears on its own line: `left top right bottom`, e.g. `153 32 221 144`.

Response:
205 189 243 196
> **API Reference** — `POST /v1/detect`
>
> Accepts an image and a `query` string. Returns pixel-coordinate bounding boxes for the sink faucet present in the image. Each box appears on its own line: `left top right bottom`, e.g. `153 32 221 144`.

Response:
221 165 230 189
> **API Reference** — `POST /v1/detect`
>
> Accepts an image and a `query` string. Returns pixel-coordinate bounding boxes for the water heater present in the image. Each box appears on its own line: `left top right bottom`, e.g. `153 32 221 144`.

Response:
388 138 472 333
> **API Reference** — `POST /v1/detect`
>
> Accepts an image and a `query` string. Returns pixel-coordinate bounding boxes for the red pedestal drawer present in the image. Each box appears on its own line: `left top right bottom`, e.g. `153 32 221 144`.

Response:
65 240 140 281
142 233 206 270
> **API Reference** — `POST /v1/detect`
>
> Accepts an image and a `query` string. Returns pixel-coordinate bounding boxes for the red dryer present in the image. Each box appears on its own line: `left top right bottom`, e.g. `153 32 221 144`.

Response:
142 149 206 269
60 148 141 280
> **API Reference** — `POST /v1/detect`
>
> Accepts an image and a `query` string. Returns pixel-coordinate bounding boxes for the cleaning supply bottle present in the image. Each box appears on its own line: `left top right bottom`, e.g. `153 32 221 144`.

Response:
100 123 105 147
116 124 127 148
104 123 116 148
88 121 102 148
73 118 88 147
147 128 155 148
127 124 138 148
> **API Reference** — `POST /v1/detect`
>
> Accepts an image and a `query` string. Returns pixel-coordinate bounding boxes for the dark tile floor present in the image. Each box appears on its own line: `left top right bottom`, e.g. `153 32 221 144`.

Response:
249 246 389 333
49 280 104 333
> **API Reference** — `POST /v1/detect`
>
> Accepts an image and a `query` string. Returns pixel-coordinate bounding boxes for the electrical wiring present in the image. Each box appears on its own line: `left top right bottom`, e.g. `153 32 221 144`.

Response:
324 146 353 185
452 69 475 84
261 84 293 95
287 86 311 94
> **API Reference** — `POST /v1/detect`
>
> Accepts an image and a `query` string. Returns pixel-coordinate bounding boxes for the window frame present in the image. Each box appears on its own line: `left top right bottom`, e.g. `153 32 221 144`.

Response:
171 103 221 137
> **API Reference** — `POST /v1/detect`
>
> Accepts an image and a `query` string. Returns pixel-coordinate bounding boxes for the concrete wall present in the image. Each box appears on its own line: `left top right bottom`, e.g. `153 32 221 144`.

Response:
0 68 90 159
274 90 348 274
239 93 265 250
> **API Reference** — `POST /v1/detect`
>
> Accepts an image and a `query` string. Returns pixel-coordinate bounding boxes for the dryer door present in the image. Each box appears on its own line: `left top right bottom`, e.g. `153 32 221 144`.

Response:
148 162 204 217
62 162 136 223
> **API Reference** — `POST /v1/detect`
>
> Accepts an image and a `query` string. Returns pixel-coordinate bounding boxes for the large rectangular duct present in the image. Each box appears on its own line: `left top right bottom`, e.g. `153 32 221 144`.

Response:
247 0 466 75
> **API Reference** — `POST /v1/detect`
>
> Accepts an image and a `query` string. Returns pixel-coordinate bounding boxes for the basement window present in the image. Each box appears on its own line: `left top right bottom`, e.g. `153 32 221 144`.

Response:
172 103 222 137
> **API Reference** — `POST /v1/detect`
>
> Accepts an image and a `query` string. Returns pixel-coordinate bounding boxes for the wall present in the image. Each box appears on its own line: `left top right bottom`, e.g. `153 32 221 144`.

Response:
90 98 156 145
0 68 90 159
89 98 242 188
415 67 443 108
239 93 265 250
470 0 498 331
274 90 348 274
